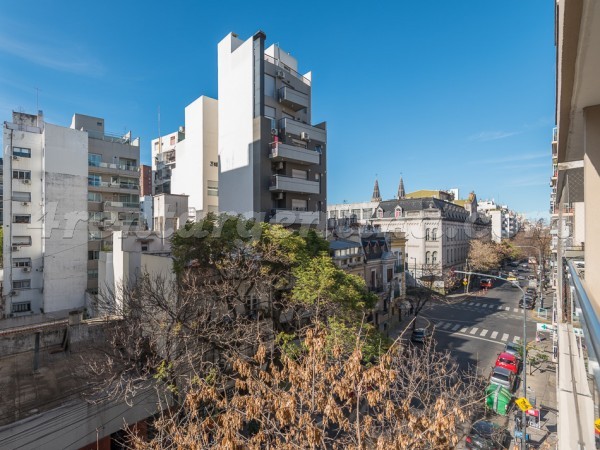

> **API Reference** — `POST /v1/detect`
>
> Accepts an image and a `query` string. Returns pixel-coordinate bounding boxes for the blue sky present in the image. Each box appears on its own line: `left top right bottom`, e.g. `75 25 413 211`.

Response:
0 1 554 219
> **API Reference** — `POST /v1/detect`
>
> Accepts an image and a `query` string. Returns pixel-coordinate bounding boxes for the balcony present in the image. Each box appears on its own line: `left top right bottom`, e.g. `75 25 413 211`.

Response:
278 86 309 111
270 175 320 194
279 118 326 143
270 142 320 165
104 201 140 210
89 161 139 173
270 209 320 225
264 53 311 86
88 181 139 193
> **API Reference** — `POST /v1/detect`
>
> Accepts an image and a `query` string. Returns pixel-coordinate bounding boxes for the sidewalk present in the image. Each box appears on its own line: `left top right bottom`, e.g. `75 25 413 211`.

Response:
507 290 558 449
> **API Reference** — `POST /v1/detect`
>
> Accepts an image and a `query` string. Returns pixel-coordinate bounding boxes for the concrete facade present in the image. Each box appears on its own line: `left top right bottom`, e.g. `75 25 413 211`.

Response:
152 128 184 195
2 112 88 316
218 32 327 228
153 193 188 238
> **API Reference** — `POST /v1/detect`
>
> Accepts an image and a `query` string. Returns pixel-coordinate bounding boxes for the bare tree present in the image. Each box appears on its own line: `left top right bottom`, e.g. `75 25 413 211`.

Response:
128 327 485 449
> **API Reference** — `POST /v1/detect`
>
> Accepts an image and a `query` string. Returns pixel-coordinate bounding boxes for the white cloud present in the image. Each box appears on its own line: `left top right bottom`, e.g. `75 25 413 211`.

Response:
467 130 519 142
0 34 105 76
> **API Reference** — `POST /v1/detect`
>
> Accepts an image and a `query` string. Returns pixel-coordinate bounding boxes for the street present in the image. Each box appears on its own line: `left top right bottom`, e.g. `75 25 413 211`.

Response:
403 280 539 378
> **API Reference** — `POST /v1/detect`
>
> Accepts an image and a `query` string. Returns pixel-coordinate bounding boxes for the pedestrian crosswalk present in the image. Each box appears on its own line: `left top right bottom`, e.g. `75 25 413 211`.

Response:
462 301 521 314
432 320 524 345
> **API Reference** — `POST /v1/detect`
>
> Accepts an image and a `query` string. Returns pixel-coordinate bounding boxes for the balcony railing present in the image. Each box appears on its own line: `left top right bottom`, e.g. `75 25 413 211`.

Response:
270 175 320 194
104 201 139 209
264 54 311 86
278 86 309 111
270 141 320 165
270 209 320 225
89 161 139 172
88 181 139 190
279 118 326 143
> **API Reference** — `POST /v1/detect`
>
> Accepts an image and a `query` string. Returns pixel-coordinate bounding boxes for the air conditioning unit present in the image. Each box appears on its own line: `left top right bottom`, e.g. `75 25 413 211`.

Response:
12 245 19 251
13 155 19 160
271 128 279 136
22 179 31 184
300 132 310 141
21 202 30 206
276 70 286 79
23 267 31 272
10 290 17 296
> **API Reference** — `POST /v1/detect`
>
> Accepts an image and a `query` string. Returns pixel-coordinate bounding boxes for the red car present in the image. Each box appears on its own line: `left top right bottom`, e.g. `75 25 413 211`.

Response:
480 278 493 289
495 352 519 374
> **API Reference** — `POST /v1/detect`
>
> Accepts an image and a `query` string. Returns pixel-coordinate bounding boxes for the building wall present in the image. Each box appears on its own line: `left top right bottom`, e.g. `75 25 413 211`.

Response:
171 96 218 217
140 164 152 196
153 194 188 237
42 123 88 313
218 32 255 216
584 105 600 310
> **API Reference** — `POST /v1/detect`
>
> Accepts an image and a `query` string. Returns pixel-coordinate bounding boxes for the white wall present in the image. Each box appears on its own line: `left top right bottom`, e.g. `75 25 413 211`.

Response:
42 124 88 313
574 201 585 246
171 96 218 216
218 33 255 216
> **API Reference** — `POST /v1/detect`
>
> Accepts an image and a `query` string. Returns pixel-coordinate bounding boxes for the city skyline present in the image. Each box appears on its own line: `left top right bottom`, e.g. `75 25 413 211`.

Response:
0 1 554 219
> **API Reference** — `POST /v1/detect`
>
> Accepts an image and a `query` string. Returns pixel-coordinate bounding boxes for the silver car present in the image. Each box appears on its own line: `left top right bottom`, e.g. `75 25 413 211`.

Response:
489 366 516 391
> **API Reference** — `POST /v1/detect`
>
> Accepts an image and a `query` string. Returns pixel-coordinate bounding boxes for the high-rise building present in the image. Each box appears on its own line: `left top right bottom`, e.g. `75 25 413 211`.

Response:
2 111 88 316
152 127 184 195
73 114 141 293
217 31 327 228
1 111 141 317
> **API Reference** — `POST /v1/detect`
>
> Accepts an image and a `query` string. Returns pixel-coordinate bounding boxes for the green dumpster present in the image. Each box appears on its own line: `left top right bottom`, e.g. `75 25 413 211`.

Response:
485 383 512 416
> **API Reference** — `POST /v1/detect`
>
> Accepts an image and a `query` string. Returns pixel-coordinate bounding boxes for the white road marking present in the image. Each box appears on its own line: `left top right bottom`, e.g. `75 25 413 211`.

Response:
475 303 481 307
501 333 509 342
480 329 489 337
513 308 520 313
505 306 510 311
468 302 474 306
497 305 503 309
513 336 521 343
451 324 460 331
491 331 498 339
470 327 479 335
436 321 447 328
460 327 468 333
441 322 452 330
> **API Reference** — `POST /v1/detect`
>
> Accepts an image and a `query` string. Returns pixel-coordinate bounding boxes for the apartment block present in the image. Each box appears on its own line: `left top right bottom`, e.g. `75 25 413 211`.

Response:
73 114 141 293
217 31 327 228
2 111 88 316
152 127 184 195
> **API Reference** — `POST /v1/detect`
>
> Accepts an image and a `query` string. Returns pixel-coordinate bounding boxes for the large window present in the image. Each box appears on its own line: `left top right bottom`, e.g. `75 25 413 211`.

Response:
88 251 100 260
88 192 102 202
292 199 307 211
432 251 438 264
425 251 431 264
291 169 307 180
13 258 31 268
432 228 438 241
88 153 101 167
13 147 31 158
13 236 31 246
13 215 31 224
264 74 276 98
88 174 101 186
13 191 31 202
13 170 31 180
12 279 31 289
11 302 31 313
207 180 218 197
425 228 431 241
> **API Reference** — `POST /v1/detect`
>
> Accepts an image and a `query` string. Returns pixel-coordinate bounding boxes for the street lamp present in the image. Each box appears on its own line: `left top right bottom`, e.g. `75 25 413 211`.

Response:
454 269 528 449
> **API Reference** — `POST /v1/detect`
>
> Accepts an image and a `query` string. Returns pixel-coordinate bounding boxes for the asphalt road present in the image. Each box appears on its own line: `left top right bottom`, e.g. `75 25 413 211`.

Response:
413 278 540 378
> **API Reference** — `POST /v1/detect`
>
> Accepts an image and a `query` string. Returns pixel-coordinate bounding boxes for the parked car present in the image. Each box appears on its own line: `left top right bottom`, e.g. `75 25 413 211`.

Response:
480 278 493 289
465 420 511 449
503 342 523 360
489 366 516 391
495 352 519 374
519 298 535 309
411 328 432 343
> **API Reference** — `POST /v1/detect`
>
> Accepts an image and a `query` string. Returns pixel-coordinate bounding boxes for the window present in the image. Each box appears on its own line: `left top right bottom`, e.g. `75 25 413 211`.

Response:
363 208 372 218
426 251 431 264
13 258 31 268
88 251 100 260
207 180 218 197
13 191 31 202
88 192 102 202
291 169 307 180
394 207 401 219
264 105 276 121
88 153 101 167
87 269 98 279
13 215 31 224
13 147 31 158
13 170 31 180
315 145 322 154
11 302 31 313
432 251 438 264
292 199 308 211
141 244 149 252
432 228 438 241
170 135 176 145
88 174 101 186
264 74 276 98
377 208 383 219
89 231 101 240
13 236 31 246
425 228 431 241
12 279 31 290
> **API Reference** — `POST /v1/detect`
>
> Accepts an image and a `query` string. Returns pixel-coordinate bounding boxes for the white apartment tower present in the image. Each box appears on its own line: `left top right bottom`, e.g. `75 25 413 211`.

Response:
217 31 327 227
152 96 219 220
3 111 88 316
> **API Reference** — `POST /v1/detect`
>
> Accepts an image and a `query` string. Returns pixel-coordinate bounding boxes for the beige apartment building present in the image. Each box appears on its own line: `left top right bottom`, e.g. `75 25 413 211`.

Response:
552 0 600 448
